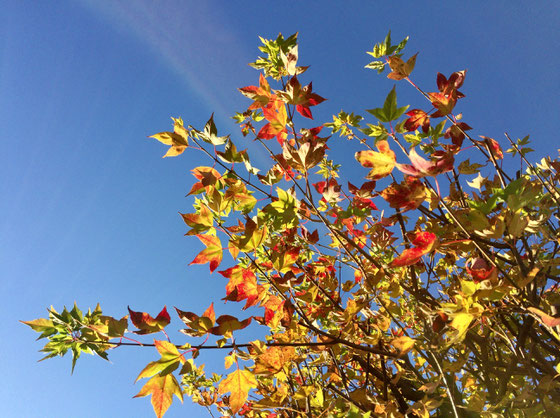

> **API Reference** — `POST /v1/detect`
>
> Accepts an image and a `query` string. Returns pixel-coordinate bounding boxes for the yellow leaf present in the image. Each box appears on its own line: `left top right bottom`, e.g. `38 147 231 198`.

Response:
391 336 415 356
134 374 183 418
355 140 396 180
218 369 257 414
448 313 474 344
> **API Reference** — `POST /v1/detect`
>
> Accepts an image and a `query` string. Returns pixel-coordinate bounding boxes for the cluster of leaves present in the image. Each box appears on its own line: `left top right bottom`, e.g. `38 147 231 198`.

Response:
25 32 560 417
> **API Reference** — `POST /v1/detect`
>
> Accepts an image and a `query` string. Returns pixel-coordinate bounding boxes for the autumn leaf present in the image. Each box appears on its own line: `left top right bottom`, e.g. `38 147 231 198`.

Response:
239 73 273 110
436 70 466 96
391 336 415 356
150 117 189 158
276 76 326 119
253 346 296 375
381 177 426 211
134 373 183 418
466 258 497 283
180 204 214 235
175 304 215 336
355 140 396 180
189 234 222 273
128 306 171 335
386 53 418 80
209 315 252 338
218 368 257 414
448 312 474 344
219 266 261 309
391 231 437 267
444 122 472 147
188 166 222 196
404 109 430 133
135 340 186 382
480 136 504 160
396 147 454 177
258 98 288 144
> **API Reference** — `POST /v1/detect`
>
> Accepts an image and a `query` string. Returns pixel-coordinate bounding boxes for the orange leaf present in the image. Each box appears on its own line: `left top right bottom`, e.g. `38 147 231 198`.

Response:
134 373 183 418
219 266 261 309
391 232 437 267
128 306 171 335
253 346 296 375
218 369 257 414
239 73 273 110
190 234 222 273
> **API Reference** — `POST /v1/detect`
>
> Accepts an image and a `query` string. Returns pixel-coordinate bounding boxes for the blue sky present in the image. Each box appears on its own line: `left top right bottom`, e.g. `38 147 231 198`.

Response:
3 1 559 417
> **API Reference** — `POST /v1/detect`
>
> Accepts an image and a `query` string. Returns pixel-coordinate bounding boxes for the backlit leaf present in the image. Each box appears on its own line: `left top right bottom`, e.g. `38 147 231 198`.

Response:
134 373 183 418
218 369 257 414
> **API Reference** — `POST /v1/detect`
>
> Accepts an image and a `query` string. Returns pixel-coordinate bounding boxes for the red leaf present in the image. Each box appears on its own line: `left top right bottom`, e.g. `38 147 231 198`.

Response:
404 109 430 133
480 136 504 160
466 258 497 283
381 177 426 211
444 122 472 147
391 232 437 267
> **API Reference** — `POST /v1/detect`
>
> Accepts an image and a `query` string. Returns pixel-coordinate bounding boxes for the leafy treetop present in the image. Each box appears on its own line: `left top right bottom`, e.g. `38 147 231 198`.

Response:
24 32 560 417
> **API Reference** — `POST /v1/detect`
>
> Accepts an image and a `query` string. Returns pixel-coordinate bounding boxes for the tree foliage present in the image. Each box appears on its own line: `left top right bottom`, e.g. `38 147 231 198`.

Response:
24 32 560 417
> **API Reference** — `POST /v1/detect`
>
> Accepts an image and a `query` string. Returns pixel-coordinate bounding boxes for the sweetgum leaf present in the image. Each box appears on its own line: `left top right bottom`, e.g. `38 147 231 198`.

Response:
218 369 257 414
134 374 183 418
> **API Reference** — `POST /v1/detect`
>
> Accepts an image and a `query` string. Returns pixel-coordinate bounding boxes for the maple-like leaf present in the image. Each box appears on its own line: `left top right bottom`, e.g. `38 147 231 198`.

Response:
180 204 214 235
436 70 466 96
355 140 396 180
218 369 257 414
187 166 222 196
429 91 457 118
276 76 326 119
381 177 426 211
209 315 252 338
396 148 454 178
444 122 472 147
404 109 430 133
258 98 288 144
239 73 274 110
219 266 261 309
134 373 183 418
150 117 190 158
253 346 296 375
391 231 437 267
386 53 418 80
428 71 466 118
128 306 171 335
135 340 186 382
175 304 215 336
480 136 504 160
190 234 222 273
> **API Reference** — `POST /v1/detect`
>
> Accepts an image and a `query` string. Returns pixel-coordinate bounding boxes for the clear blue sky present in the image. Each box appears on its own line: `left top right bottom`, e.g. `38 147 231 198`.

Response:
3 1 559 417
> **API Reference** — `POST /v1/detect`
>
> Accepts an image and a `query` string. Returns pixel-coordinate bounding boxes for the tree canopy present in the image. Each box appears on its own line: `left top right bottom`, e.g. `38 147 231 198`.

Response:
24 32 560 417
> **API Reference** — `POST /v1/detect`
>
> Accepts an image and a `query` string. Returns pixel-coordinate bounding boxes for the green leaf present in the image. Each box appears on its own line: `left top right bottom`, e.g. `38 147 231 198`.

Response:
365 61 385 71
